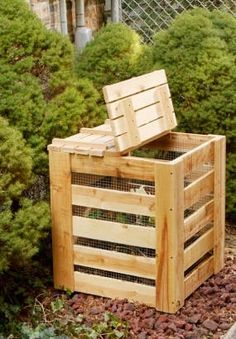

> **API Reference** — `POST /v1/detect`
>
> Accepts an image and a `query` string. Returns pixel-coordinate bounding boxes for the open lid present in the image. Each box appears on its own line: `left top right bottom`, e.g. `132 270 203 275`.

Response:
103 70 177 153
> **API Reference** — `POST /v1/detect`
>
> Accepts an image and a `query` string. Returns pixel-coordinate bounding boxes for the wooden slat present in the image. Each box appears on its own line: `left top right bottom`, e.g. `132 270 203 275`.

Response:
65 133 90 141
184 200 214 241
184 228 214 271
51 137 109 150
184 256 214 298
182 140 214 175
48 151 74 290
212 136 226 273
73 245 156 279
155 159 185 313
80 127 113 136
72 185 155 216
148 132 213 153
158 84 177 129
107 87 162 118
73 217 156 249
74 272 156 307
119 98 141 148
103 70 167 103
71 154 156 181
110 103 163 136
184 170 214 209
115 118 169 153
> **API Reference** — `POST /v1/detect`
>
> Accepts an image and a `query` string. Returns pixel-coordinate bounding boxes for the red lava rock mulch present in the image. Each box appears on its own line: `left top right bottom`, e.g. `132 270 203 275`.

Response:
68 255 236 338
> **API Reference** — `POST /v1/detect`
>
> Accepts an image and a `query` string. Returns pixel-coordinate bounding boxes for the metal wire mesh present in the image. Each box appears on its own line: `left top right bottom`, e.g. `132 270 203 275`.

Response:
120 0 236 42
76 237 156 257
72 173 155 195
72 137 214 285
75 265 156 286
73 205 155 227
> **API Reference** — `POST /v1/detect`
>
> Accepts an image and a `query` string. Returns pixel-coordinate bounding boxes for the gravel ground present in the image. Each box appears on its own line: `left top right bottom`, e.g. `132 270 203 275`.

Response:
68 253 236 338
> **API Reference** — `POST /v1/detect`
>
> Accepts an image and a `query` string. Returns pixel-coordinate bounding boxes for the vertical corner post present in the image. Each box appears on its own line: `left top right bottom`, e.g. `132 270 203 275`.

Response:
155 159 185 313
213 136 226 273
49 150 74 291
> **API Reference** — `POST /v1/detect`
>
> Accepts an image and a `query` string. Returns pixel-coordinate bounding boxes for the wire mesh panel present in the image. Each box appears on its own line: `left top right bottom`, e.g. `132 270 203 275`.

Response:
120 0 236 42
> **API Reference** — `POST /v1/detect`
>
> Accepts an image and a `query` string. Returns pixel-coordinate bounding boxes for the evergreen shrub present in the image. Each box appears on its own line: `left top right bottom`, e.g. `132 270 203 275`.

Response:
0 117 50 273
150 9 236 220
0 0 105 174
75 23 144 92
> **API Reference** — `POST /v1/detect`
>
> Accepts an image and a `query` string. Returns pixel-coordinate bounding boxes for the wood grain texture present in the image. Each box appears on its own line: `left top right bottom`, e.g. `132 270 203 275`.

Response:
184 256 214 298
103 70 167 103
49 150 74 290
182 140 214 175
73 217 156 249
184 200 214 241
184 170 214 209
71 154 156 181
74 272 156 306
73 245 156 279
212 136 226 273
155 159 185 313
184 228 214 271
72 185 155 216
104 71 177 153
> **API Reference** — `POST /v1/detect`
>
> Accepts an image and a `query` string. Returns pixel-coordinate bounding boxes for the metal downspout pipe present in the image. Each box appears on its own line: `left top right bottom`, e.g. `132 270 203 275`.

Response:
111 0 120 23
75 0 92 50
59 0 68 35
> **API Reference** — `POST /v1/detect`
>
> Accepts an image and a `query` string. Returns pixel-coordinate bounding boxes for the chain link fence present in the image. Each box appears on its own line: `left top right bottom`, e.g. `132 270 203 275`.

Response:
119 0 236 42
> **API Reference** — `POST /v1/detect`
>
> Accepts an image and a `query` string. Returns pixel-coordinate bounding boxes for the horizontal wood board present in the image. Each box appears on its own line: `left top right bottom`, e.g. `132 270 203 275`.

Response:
74 272 156 307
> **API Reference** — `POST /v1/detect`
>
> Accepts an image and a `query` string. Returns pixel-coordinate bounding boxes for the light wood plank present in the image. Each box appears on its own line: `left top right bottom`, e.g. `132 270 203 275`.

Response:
80 127 113 136
184 170 214 209
73 245 156 279
184 200 214 241
119 98 141 148
73 217 156 249
184 256 214 298
49 150 74 290
184 228 214 271
212 136 226 273
182 140 214 175
115 118 169 153
72 185 155 216
158 84 177 130
65 133 90 141
148 132 213 153
71 154 156 181
107 87 163 118
110 103 163 137
103 70 167 103
74 272 156 307
155 160 185 313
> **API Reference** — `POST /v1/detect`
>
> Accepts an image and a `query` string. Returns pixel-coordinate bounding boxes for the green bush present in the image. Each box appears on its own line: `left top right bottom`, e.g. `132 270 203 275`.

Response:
0 117 50 273
150 8 236 220
0 0 105 174
0 0 105 330
75 23 144 93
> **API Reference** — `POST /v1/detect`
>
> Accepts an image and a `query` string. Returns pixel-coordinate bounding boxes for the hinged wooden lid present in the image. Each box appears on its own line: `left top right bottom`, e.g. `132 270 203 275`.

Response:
103 70 177 153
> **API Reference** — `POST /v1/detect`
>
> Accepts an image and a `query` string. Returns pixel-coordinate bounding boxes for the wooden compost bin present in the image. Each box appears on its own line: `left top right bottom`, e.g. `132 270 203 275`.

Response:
48 70 225 313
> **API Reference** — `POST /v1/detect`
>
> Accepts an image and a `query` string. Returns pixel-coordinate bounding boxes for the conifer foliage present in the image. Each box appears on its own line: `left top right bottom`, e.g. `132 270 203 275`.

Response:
150 9 236 219
75 23 144 92
0 0 104 275
0 0 105 173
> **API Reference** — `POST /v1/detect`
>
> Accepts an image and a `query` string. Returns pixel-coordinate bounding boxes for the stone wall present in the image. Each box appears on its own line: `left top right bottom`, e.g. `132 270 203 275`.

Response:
29 0 105 37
